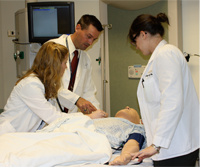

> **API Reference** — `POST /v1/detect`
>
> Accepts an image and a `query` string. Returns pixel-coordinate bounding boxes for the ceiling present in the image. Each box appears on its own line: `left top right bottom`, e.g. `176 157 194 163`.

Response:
101 0 162 10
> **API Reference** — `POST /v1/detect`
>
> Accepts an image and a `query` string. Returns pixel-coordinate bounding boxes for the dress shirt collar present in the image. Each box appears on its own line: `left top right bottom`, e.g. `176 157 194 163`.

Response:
67 35 80 60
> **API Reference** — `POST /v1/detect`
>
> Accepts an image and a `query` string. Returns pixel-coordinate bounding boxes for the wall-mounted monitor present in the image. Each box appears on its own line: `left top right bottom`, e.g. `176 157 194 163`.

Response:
27 1 75 44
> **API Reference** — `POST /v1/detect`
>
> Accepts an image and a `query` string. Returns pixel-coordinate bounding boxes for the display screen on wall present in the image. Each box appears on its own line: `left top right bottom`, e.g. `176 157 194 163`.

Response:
27 2 75 44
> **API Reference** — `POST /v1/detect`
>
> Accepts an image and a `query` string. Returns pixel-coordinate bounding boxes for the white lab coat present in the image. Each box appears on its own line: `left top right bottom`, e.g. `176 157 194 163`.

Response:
0 74 66 135
49 35 100 113
137 40 199 160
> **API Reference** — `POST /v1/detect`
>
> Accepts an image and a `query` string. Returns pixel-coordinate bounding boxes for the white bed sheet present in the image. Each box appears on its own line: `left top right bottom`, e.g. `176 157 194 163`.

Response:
0 114 153 167
55 152 153 167
0 114 111 167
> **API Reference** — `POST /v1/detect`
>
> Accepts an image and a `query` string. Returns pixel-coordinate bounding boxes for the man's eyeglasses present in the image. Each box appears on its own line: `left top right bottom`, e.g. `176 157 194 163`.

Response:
131 32 140 46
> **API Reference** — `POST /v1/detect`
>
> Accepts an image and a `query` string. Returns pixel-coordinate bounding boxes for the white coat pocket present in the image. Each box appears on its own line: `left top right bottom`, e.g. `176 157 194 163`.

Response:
143 75 161 103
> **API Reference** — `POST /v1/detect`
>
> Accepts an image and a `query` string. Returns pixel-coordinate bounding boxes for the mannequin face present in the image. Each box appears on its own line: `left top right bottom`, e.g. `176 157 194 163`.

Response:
115 106 140 124
72 24 100 50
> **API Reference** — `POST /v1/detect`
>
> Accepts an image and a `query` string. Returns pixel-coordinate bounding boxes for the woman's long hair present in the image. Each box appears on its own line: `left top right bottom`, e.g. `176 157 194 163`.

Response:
16 42 69 100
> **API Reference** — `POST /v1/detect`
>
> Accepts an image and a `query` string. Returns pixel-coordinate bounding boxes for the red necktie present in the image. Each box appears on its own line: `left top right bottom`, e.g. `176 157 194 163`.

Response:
68 50 78 91
64 50 79 113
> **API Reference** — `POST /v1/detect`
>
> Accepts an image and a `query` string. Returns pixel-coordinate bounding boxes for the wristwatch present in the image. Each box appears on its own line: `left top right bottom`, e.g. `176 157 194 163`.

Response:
151 144 161 153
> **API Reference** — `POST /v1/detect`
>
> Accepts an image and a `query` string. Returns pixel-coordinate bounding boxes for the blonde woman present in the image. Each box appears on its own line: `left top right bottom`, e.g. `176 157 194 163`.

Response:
0 42 107 136
0 42 70 135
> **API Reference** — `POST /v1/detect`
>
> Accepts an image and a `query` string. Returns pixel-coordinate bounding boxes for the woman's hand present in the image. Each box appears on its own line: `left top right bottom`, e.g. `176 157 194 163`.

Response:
87 109 108 119
109 153 132 165
131 146 158 162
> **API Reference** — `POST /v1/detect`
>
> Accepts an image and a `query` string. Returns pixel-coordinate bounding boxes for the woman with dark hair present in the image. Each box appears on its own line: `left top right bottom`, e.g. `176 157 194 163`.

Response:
0 42 107 135
128 13 199 166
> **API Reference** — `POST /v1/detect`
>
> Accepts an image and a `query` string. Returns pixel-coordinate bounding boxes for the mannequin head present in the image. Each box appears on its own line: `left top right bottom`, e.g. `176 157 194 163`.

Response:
115 106 140 124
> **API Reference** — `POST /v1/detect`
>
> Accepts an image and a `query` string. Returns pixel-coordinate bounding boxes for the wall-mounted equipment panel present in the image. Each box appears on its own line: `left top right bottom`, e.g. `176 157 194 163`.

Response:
128 65 146 78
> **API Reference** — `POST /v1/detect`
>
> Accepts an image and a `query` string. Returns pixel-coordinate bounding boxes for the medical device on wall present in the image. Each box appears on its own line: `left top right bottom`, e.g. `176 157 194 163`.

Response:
128 65 146 78
14 7 32 78
13 1 75 78
183 52 200 62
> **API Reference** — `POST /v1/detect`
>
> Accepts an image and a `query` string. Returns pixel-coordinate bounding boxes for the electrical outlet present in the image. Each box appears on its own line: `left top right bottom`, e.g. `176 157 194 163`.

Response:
7 30 16 37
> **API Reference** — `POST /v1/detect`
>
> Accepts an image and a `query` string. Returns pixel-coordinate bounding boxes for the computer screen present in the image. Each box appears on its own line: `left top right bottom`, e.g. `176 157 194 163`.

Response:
27 2 75 44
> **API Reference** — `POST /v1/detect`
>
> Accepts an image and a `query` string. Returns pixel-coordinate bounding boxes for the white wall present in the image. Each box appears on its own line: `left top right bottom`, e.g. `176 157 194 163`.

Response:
168 0 183 51
0 1 24 109
0 0 103 110
182 0 199 100
0 1 3 109
182 1 200 162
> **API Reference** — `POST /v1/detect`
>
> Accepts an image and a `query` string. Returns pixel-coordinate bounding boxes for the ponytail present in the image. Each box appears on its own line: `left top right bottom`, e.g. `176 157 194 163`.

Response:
156 13 169 25
128 13 170 42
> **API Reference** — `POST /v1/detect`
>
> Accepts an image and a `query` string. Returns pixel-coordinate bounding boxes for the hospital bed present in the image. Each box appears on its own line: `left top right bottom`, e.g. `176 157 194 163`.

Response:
55 157 153 167
53 152 153 167
65 154 153 167
0 114 153 167
54 152 153 167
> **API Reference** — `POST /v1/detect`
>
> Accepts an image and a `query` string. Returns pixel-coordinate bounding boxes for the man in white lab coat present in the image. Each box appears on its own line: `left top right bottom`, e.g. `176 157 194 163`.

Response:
49 14 103 114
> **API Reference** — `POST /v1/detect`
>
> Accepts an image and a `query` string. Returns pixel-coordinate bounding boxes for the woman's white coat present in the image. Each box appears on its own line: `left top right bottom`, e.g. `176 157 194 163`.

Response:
137 40 199 160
